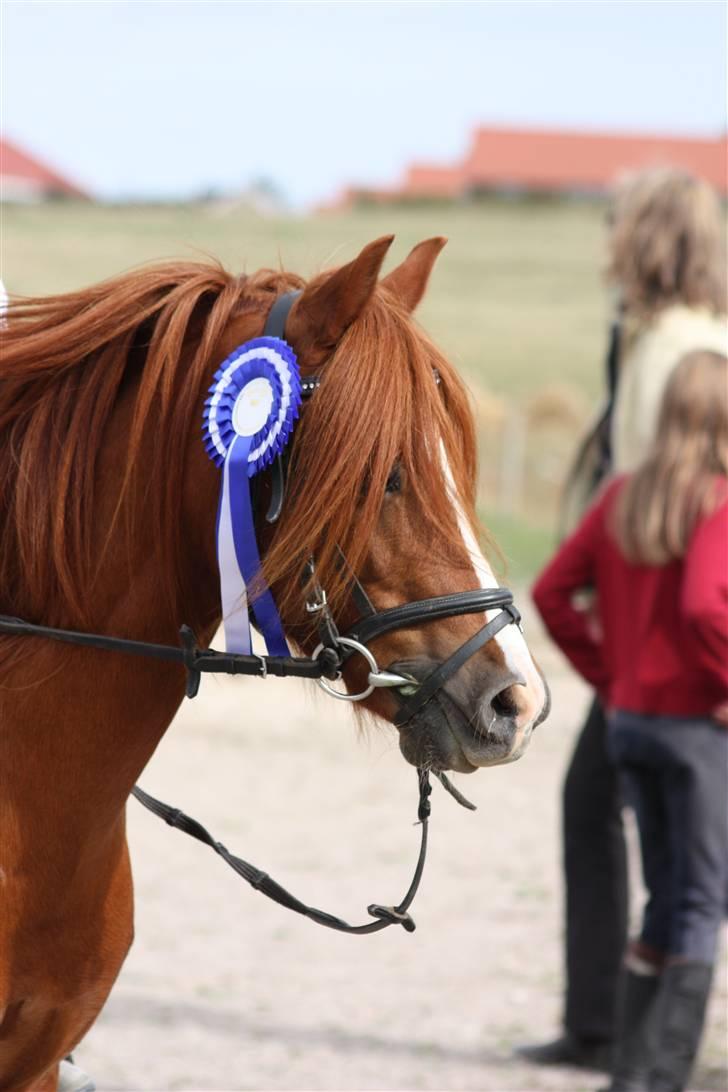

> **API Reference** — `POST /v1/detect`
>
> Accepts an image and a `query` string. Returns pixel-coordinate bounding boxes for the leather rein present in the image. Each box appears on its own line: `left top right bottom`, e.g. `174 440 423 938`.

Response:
0 291 521 936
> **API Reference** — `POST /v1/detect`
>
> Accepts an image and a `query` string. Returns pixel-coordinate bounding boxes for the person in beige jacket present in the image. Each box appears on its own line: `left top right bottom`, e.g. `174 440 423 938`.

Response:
612 307 726 472
520 167 726 1074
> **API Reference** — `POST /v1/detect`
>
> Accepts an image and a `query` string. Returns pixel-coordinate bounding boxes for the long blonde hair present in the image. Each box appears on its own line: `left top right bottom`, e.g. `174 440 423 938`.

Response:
612 350 728 564
607 167 726 320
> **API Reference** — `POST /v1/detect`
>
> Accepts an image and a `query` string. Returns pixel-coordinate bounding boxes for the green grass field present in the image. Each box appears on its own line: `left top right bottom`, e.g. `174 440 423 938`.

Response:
1 199 609 578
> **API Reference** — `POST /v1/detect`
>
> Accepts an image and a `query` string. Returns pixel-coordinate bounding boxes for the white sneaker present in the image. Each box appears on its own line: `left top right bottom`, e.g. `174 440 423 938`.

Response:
58 1057 96 1092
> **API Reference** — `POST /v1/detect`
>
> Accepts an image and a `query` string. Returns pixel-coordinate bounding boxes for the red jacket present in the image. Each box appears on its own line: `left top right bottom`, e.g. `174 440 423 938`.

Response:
532 477 728 717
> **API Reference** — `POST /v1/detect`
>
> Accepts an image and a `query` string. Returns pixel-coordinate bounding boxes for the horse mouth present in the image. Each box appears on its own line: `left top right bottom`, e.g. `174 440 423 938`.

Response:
398 704 478 773
391 660 535 773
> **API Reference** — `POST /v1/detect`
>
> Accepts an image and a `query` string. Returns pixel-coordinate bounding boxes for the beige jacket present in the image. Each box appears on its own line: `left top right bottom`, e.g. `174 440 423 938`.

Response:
560 305 727 533
612 305 727 472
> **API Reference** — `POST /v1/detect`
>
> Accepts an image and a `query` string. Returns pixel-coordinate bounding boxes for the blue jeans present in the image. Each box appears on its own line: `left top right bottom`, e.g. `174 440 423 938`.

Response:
608 710 728 963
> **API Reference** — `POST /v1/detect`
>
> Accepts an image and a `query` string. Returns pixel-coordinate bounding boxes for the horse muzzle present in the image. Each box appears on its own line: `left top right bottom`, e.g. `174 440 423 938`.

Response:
391 655 550 772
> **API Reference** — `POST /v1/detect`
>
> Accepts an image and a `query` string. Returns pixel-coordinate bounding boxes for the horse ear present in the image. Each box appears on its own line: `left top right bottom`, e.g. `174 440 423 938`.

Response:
380 236 447 312
288 236 394 359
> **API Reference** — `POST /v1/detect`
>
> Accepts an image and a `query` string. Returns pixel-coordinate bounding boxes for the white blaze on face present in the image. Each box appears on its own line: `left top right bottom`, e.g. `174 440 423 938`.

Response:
440 445 546 729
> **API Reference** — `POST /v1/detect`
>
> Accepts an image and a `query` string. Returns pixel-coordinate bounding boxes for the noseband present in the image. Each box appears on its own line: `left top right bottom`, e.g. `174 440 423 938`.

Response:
0 291 522 936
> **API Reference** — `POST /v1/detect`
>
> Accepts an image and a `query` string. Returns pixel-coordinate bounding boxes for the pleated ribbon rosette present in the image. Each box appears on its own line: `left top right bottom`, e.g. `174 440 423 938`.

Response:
202 336 302 655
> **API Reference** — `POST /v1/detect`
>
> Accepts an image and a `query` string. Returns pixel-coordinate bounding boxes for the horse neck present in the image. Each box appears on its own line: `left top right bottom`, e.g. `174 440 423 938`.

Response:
1 340 231 845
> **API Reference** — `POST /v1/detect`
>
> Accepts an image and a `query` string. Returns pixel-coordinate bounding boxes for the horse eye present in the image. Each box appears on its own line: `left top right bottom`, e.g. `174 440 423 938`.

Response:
385 466 402 494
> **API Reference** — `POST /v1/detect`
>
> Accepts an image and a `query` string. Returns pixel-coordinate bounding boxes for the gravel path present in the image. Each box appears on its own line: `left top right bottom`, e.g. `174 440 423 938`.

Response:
79 611 727 1092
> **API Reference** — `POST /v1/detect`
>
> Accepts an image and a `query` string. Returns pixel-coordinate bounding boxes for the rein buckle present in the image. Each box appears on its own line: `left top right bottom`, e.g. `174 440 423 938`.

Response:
367 904 416 933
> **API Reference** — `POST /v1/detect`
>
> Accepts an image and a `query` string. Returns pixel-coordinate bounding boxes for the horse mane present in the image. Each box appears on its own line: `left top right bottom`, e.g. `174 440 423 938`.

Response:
0 261 301 625
0 258 481 631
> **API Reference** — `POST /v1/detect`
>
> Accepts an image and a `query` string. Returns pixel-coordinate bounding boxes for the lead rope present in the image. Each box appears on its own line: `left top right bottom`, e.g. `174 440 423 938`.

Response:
132 768 432 934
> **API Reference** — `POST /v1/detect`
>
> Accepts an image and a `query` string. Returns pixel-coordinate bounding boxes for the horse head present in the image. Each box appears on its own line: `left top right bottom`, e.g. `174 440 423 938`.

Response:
188 236 549 772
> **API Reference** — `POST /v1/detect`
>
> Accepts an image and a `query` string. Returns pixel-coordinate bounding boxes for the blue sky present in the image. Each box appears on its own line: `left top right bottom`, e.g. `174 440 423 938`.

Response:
2 1 725 206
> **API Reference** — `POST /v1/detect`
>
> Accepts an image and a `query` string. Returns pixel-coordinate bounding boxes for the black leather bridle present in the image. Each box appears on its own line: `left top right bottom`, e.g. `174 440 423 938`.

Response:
0 291 522 935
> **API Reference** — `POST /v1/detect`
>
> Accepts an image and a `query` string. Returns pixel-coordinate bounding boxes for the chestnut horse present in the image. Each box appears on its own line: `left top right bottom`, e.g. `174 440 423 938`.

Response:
0 236 548 1090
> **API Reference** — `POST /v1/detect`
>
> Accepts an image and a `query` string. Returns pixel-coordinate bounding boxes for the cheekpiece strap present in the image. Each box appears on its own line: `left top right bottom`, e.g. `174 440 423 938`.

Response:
264 290 302 338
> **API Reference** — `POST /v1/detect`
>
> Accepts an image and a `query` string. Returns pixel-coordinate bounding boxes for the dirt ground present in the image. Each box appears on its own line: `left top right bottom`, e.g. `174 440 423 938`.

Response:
79 604 727 1092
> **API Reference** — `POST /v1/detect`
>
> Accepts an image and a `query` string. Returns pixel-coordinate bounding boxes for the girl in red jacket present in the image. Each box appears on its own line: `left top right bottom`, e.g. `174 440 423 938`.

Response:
533 349 728 1092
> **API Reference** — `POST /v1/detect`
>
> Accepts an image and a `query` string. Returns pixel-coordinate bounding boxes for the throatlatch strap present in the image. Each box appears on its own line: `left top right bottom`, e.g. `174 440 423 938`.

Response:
0 616 337 701
131 769 431 935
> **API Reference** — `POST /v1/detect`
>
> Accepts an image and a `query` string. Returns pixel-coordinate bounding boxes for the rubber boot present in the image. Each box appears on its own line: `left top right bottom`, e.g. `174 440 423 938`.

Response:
648 962 713 1092
601 967 661 1092
516 1032 612 1070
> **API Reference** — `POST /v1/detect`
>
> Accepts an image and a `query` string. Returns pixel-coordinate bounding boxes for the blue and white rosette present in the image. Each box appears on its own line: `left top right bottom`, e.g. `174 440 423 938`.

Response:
203 336 302 656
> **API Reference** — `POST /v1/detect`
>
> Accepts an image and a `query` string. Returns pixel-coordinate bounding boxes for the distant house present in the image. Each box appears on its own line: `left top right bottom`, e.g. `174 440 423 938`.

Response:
463 126 728 198
401 163 466 200
329 125 727 207
1 137 90 202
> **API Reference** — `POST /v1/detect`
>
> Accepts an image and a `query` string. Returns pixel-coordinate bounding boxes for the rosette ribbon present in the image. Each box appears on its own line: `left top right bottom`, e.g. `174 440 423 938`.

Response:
202 337 302 656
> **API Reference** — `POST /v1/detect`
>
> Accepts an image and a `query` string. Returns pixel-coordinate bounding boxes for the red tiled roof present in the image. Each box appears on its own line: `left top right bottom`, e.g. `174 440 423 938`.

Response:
464 126 727 195
403 163 466 198
1 137 89 198
323 126 727 210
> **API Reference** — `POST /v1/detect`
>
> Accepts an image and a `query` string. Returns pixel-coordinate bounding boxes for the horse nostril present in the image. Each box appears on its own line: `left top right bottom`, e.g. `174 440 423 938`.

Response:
490 686 520 720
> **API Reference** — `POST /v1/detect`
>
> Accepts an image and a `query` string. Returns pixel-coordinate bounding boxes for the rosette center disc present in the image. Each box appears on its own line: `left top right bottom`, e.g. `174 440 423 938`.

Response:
232 377 275 438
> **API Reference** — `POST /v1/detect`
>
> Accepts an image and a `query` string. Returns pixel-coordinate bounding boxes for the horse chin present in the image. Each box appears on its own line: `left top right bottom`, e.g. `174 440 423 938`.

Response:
395 687 531 773
398 705 478 774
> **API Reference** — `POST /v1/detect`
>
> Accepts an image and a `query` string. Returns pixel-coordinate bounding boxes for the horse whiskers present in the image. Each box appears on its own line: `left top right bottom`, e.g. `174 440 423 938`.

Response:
467 704 483 738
